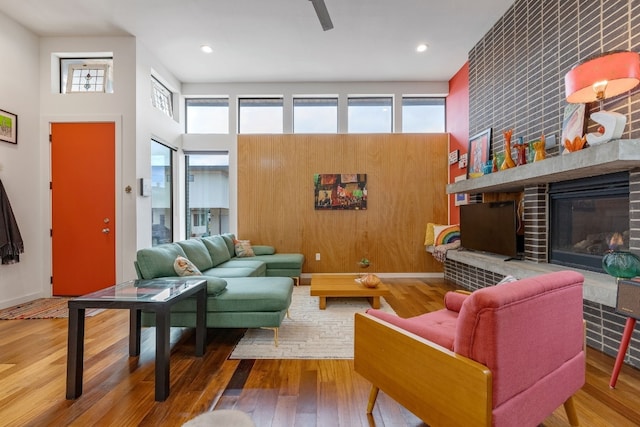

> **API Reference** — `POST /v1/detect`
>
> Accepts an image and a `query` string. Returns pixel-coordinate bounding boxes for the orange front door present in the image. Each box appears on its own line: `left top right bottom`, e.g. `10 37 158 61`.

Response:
51 122 116 296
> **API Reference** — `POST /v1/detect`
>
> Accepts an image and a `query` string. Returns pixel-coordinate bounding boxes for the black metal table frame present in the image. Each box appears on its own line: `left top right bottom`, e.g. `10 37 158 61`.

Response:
65 279 207 401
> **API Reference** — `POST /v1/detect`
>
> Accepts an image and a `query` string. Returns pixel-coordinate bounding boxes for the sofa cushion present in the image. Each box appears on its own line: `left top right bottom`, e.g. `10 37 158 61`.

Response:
214 259 267 276
206 277 293 312
238 253 305 269
176 239 214 271
201 235 232 266
202 265 264 278
234 239 255 257
252 245 275 255
151 275 227 296
203 276 228 295
220 233 236 257
136 243 187 280
174 256 202 276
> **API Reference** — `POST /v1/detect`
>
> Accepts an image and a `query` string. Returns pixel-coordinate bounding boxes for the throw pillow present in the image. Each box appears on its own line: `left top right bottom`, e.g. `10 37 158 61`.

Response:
433 224 461 246
173 256 202 276
496 275 518 285
234 239 255 257
424 222 437 246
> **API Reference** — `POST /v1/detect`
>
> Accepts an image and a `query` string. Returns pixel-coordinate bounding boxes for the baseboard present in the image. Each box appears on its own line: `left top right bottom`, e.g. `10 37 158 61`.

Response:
299 272 444 285
0 292 49 310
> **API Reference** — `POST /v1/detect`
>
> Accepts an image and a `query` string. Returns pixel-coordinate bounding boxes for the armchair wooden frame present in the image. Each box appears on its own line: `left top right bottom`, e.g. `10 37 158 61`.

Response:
354 312 581 427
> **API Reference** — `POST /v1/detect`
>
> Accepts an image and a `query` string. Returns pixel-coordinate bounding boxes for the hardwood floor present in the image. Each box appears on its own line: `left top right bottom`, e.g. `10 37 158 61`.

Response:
1 278 639 426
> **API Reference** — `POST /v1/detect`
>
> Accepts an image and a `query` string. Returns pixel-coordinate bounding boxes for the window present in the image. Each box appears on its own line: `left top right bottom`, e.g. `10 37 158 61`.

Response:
151 76 174 118
238 98 283 133
402 97 445 132
348 97 393 133
185 152 230 238
151 140 173 246
186 98 229 134
293 97 338 133
60 57 113 94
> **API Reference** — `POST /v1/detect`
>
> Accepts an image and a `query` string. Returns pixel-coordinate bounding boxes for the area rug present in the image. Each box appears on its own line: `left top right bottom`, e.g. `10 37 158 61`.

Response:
229 285 396 359
0 298 104 319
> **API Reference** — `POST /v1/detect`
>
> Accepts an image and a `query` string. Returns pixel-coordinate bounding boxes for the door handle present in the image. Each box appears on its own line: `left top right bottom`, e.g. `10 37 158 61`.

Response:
102 228 110 234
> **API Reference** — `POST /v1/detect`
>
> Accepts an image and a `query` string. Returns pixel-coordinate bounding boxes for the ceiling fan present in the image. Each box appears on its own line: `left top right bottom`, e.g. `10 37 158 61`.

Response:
309 0 334 31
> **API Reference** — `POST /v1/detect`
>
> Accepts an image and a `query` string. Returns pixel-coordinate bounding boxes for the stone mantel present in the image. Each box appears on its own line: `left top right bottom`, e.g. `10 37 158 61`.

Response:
447 139 640 194
440 248 617 307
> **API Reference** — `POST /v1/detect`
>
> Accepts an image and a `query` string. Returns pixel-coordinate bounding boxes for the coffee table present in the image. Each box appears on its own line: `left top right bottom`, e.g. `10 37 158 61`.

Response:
310 274 390 309
66 278 207 401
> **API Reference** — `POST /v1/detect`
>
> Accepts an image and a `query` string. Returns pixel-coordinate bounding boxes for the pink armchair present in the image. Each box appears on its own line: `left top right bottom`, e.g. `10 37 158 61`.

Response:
354 271 585 427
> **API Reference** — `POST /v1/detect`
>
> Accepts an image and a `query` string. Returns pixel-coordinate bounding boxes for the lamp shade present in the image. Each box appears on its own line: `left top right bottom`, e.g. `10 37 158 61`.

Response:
564 51 640 103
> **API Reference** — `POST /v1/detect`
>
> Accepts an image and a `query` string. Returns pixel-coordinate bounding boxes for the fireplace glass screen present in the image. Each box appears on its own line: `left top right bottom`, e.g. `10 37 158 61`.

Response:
549 172 629 273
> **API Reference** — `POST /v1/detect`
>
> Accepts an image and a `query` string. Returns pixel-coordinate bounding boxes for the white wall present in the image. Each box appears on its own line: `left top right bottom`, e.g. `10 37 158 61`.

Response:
0 13 42 308
135 40 184 249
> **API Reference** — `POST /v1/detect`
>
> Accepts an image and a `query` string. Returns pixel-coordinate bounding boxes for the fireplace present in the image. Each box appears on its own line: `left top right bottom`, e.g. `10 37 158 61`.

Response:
549 172 630 273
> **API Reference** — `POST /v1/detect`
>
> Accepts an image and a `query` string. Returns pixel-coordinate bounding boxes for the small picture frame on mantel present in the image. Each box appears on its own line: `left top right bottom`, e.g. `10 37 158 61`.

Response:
0 109 17 145
466 128 492 179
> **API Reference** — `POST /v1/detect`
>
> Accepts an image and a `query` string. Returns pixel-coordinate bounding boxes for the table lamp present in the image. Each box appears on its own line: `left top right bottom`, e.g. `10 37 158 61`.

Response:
564 50 640 145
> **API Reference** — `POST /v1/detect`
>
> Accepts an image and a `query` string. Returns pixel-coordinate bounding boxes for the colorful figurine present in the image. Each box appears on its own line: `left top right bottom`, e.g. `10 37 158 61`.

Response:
500 129 516 170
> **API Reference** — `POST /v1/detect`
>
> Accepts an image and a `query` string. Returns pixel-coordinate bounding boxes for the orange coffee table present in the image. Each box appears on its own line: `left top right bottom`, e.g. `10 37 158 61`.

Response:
310 274 390 309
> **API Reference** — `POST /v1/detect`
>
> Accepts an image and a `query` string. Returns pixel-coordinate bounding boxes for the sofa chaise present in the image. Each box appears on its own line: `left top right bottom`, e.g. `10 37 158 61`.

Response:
134 233 304 345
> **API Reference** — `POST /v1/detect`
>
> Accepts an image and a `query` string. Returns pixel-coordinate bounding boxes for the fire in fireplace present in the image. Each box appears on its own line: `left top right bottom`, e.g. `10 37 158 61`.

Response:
549 172 629 273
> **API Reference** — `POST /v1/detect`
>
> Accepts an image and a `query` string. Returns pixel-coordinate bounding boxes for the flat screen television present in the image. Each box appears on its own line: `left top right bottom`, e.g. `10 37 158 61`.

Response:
460 201 519 258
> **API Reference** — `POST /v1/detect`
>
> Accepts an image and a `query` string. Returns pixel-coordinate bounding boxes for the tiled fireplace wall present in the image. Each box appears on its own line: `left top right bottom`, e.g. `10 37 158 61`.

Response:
449 0 640 369
468 0 640 149
445 195 640 367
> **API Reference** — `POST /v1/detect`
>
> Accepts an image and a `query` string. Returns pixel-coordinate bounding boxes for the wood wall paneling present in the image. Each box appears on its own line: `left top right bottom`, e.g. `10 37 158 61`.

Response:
238 134 449 274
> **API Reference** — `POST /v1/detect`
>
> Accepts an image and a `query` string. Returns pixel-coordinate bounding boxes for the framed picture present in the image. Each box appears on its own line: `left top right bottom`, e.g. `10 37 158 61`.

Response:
314 173 367 210
561 103 586 152
0 109 17 145
454 192 469 206
466 128 492 179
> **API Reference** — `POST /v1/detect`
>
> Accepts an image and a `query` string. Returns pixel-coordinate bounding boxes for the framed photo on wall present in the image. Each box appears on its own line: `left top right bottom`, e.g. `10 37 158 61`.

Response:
0 109 17 145
466 128 491 179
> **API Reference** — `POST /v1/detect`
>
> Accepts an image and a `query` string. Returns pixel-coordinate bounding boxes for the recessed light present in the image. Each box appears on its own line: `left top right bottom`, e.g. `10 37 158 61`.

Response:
201 45 213 54
416 43 428 53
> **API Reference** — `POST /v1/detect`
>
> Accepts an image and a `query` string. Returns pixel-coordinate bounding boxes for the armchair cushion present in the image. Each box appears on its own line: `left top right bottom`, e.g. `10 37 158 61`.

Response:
366 308 458 351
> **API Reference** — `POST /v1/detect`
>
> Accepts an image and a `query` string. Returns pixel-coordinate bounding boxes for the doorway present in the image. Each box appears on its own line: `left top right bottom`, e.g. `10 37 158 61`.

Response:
51 122 116 295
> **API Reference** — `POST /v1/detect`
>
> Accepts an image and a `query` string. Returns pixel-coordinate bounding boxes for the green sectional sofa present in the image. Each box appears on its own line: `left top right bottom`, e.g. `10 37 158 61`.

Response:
134 233 304 345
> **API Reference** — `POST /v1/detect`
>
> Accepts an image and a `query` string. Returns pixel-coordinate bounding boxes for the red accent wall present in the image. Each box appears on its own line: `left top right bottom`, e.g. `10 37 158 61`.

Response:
446 62 469 224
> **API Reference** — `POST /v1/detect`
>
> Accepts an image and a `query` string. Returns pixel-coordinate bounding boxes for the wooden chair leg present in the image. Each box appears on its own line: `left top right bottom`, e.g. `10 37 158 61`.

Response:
366 386 380 414
563 396 579 426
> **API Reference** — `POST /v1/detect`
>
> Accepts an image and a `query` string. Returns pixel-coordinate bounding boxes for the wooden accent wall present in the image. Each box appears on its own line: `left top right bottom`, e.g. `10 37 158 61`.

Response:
238 134 449 274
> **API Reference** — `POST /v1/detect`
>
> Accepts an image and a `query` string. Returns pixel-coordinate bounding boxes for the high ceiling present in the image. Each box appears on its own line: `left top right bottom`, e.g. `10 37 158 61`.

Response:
0 0 515 84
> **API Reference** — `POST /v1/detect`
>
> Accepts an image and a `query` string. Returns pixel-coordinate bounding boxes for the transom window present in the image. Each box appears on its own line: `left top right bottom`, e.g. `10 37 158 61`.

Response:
151 76 174 118
238 98 283 134
402 97 445 132
293 97 338 133
347 97 393 133
60 57 113 94
186 98 229 134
